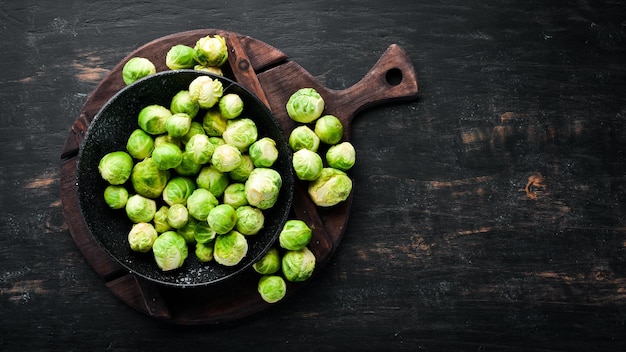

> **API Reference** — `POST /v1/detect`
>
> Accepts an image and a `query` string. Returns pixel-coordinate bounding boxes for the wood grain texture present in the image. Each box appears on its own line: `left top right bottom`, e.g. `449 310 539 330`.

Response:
1 0 625 351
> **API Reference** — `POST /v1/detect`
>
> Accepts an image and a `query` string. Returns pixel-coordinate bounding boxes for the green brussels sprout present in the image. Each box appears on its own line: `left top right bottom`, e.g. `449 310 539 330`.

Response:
195 241 214 262
167 203 189 229
122 57 156 85
194 221 217 244
202 109 228 136
125 194 157 223
286 87 325 123
126 129 155 160
282 247 316 282
289 125 320 152
209 136 226 147
196 165 229 197
257 275 287 303
103 185 129 209
307 168 353 207
151 142 183 170
207 204 238 235
326 142 356 171
253 247 281 274
170 90 200 119
249 137 278 168
292 148 323 181
181 121 205 144
279 219 313 251
154 134 181 148
127 222 158 253
188 75 223 109
165 112 192 138
152 231 188 271
213 230 248 266
211 144 242 173
186 188 219 221
177 216 199 244
138 104 172 135
223 183 248 208
314 114 343 145
175 152 202 176
244 168 282 210
229 155 255 182
185 133 215 165
218 93 244 119
98 151 133 185
165 44 196 70
130 157 170 198
153 205 171 233
193 34 228 67
194 65 223 76
222 118 258 152
235 205 265 235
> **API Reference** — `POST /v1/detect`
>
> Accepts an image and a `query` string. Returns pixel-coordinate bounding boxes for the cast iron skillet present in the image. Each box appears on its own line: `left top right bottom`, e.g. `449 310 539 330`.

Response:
76 70 294 288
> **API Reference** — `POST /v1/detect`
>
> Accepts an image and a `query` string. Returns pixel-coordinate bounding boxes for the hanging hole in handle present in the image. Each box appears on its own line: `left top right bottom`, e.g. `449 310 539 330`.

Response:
385 68 403 86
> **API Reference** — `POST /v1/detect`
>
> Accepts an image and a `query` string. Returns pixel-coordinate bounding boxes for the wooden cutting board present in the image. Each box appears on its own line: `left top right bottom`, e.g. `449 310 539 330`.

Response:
60 29 419 324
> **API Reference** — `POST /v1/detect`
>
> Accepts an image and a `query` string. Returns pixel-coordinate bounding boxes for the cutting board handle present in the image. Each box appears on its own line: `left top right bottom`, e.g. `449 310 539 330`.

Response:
334 44 419 125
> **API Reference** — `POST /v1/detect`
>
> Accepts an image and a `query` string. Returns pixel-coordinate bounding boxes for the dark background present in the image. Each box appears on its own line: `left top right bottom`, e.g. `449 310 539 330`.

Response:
1 0 625 351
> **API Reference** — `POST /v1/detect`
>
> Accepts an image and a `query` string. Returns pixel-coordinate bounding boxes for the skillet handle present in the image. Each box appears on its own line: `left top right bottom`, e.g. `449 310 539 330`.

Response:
333 44 419 127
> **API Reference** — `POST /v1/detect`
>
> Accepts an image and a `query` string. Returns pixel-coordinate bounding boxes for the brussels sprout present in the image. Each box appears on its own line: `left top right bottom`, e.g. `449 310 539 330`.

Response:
193 34 228 67
245 168 282 210
253 247 281 274
194 221 217 244
314 114 343 145
195 242 214 262
308 168 353 207
229 155 255 182
326 142 356 171
209 136 226 147
196 165 229 197
181 121 205 144
292 148 323 181
202 109 228 136
122 57 156 85
170 90 201 119
211 144 242 173
189 75 223 109
175 152 202 176
282 247 316 282
151 142 183 170
167 203 189 229
165 112 192 138
194 65 223 76
235 205 265 235
103 185 129 209
152 231 188 271
138 104 172 135
289 125 320 152
186 188 218 221
185 133 214 165
258 275 287 303
165 44 196 70
125 194 157 223
130 158 170 198
98 151 133 185
177 216 199 244
126 129 154 160
223 183 248 208
207 204 238 235
213 230 248 266
127 222 158 253
286 87 325 123
154 134 181 148
279 219 313 251
153 205 171 233
249 137 278 168
222 118 258 151
218 93 244 119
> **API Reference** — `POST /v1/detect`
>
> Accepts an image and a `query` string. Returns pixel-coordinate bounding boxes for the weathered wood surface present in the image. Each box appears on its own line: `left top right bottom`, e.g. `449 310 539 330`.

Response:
1 0 625 351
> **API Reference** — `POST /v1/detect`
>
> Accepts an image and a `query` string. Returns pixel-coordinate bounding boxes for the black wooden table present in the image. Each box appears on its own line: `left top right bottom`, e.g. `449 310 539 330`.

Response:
1 1 625 351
